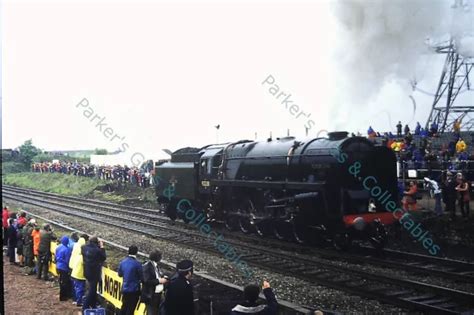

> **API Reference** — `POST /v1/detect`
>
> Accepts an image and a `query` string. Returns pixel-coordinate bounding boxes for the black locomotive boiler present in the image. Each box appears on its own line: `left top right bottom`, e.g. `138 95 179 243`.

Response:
155 131 398 248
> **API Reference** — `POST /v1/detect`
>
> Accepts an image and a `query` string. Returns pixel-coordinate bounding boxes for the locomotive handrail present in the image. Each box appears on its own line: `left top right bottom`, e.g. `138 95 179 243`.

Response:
224 153 342 160
210 179 326 190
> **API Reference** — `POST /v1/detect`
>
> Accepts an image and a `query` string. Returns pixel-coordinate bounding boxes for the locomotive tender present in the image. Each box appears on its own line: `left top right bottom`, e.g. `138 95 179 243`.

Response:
155 131 398 248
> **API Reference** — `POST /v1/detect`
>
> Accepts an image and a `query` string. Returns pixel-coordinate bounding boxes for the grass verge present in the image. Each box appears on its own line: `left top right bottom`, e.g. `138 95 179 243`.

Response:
2 172 156 207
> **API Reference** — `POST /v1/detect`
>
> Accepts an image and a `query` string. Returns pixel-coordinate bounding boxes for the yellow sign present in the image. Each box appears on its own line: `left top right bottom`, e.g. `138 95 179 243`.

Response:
98 267 146 315
49 242 146 315
99 267 123 308
48 242 58 276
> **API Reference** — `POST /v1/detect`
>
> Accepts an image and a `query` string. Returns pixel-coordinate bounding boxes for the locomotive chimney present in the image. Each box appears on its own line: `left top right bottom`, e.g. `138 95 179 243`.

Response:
327 131 349 141
267 131 273 142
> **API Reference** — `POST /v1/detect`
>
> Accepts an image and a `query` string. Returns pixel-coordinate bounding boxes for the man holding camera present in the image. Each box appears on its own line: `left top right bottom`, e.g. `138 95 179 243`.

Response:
141 250 168 315
231 281 277 315
82 236 106 310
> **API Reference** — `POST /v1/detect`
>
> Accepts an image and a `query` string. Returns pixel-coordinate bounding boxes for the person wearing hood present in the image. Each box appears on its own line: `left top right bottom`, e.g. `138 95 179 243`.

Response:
69 235 88 306
231 281 277 315
56 235 73 301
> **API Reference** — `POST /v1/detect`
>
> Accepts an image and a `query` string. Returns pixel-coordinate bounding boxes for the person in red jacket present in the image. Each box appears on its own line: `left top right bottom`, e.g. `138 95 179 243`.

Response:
403 181 418 211
3 206 10 247
17 211 28 227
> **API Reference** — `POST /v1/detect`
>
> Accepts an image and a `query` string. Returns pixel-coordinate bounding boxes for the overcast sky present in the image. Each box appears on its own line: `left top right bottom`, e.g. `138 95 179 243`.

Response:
2 0 472 161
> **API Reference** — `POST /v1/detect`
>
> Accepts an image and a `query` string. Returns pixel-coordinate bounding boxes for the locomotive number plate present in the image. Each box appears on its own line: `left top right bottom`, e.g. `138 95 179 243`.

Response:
201 180 210 187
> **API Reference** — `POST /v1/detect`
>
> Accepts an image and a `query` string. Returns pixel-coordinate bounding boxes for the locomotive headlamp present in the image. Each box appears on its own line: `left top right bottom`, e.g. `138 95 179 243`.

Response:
352 217 366 231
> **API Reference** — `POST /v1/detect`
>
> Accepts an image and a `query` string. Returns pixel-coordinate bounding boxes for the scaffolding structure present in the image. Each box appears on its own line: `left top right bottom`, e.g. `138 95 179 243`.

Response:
425 40 474 132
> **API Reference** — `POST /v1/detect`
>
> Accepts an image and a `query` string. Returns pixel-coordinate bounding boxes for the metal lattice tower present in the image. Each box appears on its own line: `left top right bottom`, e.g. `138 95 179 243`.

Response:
425 39 474 132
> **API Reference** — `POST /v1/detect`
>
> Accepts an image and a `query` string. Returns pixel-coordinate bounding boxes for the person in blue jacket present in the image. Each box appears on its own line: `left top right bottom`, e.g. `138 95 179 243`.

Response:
415 122 421 135
82 236 106 310
55 235 73 301
118 245 143 315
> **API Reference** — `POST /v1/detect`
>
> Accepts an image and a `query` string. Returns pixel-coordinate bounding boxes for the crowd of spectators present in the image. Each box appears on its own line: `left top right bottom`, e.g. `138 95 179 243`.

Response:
366 120 473 219
401 171 471 219
366 120 474 176
31 161 155 188
3 206 279 315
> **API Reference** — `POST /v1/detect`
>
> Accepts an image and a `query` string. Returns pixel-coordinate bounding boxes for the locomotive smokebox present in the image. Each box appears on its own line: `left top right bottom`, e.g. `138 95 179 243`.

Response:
327 131 349 141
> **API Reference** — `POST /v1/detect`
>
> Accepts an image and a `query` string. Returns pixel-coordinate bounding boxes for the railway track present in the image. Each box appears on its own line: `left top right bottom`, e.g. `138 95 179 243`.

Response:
3 186 474 314
4 185 474 284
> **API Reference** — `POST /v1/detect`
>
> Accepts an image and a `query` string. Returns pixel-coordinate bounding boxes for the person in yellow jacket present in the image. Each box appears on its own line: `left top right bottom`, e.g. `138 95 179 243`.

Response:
456 138 467 153
391 141 402 152
454 119 461 133
69 235 88 306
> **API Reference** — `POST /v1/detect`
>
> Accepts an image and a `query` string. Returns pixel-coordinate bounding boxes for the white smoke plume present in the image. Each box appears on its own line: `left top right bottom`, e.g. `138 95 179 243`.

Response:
458 36 474 57
328 0 473 133
331 0 449 103
451 1 474 57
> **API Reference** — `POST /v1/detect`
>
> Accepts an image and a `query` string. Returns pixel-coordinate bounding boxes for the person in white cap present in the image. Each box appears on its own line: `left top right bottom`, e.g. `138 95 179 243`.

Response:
424 177 442 216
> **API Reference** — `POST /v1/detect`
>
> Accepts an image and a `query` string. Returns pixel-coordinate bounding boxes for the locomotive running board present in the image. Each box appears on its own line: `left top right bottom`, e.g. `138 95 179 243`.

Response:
210 179 326 190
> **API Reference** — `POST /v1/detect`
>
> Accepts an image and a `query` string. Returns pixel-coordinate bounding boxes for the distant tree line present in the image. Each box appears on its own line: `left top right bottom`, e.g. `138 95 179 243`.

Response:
5 140 103 167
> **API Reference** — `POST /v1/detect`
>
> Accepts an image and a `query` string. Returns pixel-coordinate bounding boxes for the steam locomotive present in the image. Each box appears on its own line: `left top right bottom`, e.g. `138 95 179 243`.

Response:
155 131 399 249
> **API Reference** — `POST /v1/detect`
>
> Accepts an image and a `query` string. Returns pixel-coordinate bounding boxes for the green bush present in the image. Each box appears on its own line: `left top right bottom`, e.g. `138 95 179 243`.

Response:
3 172 158 207
2 162 29 174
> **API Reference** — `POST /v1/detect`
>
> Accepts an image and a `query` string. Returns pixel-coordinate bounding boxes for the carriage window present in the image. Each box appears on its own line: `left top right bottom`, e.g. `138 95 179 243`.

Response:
200 159 212 175
201 160 208 175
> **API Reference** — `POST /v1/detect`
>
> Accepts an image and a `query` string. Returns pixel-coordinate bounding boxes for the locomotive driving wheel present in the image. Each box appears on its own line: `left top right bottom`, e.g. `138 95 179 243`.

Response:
291 214 310 244
165 202 177 222
253 220 272 237
224 213 239 231
333 232 352 250
252 207 272 237
177 201 193 224
238 199 256 234
253 191 274 237
273 220 292 241
369 221 387 251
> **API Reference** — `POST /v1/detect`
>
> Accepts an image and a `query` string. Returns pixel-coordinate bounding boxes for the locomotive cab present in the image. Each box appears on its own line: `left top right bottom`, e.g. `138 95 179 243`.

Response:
198 145 225 194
